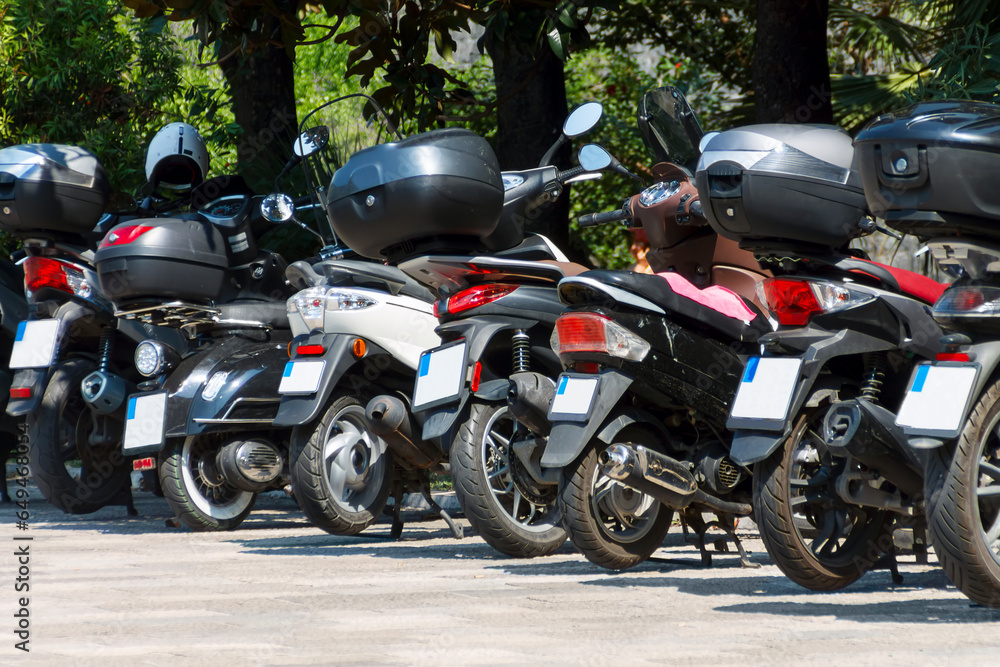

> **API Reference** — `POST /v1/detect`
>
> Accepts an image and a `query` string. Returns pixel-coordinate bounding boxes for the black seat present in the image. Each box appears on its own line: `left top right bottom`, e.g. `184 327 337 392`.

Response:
575 270 771 343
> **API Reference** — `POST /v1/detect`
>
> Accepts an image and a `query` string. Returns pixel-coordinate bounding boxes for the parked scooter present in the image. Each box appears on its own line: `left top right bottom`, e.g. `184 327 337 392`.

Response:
314 102 613 555
694 122 948 590
854 100 1000 607
0 139 190 514
532 87 774 570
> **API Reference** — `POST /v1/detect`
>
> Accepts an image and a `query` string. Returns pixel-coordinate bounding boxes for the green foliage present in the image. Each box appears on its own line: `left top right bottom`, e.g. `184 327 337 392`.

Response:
0 0 183 193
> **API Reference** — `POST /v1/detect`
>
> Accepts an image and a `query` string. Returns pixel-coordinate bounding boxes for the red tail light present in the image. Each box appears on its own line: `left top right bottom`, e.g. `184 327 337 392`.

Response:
553 313 610 353
551 312 650 361
100 225 154 249
23 256 86 297
757 278 822 326
445 284 518 315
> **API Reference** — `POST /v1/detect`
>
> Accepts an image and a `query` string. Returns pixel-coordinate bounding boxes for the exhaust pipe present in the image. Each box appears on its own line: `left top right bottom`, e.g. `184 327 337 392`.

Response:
600 444 753 515
507 372 555 436
217 439 283 492
822 399 923 497
365 395 440 470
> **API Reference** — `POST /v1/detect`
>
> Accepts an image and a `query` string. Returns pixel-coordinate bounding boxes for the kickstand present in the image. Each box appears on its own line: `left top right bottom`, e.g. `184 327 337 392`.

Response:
682 509 759 568
681 509 714 567
389 487 404 540
116 488 137 517
421 478 463 540
873 544 904 585
912 525 929 566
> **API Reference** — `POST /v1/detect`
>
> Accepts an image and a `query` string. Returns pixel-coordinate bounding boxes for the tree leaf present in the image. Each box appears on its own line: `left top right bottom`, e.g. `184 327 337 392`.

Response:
547 26 566 60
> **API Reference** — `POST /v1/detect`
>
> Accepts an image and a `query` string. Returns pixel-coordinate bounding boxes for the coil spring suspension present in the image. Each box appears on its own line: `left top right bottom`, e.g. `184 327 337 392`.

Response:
97 328 114 373
512 329 530 373
859 352 887 404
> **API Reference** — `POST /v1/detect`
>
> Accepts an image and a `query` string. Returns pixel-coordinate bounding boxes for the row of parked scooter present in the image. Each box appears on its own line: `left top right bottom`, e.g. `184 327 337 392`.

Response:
3 87 1000 608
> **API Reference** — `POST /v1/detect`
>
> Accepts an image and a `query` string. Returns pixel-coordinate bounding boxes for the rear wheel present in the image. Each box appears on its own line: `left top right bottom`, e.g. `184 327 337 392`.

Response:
451 402 566 558
925 380 1000 608
558 426 673 570
290 393 391 536
753 413 892 591
159 435 256 531
27 359 131 514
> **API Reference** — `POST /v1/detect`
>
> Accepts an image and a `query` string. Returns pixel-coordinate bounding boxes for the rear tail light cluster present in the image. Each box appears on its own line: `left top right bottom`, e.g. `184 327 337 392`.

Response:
550 312 650 361
23 256 94 300
933 286 1000 321
756 277 874 327
439 284 517 317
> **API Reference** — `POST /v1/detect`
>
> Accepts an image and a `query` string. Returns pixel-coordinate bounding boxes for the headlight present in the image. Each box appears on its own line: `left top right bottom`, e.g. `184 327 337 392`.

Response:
638 180 681 207
135 340 166 377
287 287 379 332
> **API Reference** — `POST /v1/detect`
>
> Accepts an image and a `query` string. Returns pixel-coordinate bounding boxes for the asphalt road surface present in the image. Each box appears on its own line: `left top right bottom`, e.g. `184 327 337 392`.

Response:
3 483 998 666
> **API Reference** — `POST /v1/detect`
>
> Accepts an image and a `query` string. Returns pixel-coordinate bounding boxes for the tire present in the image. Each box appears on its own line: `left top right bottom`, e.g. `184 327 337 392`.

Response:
27 359 131 514
558 426 674 570
925 379 1000 608
289 393 391 536
159 435 256 531
753 414 893 591
451 402 566 558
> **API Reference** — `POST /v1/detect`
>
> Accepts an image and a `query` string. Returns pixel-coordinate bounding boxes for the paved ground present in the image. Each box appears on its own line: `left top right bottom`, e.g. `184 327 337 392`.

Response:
2 483 998 666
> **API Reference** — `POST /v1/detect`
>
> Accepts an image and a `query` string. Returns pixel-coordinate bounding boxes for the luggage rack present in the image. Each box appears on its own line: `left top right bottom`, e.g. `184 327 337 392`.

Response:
115 301 222 329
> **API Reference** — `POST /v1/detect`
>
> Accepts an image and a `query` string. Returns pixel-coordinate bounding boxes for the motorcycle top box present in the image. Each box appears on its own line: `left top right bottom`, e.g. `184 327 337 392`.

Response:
326 128 505 262
95 218 233 307
695 125 868 248
0 144 110 236
854 100 1000 238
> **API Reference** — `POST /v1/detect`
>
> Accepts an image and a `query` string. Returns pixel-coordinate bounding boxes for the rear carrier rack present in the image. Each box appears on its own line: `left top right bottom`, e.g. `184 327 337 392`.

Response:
115 301 222 329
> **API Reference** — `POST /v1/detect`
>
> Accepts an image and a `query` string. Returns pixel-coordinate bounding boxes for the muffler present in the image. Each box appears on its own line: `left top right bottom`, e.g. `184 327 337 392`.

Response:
507 372 555 436
365 395 440 469
600 444 753 515
81 370 127 414
217 439 283 492
822 399 923 497
599 444 698 509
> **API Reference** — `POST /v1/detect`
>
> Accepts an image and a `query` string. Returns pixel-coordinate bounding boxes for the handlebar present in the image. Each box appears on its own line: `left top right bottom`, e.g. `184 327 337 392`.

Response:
577 207 632 228
558 165 587 183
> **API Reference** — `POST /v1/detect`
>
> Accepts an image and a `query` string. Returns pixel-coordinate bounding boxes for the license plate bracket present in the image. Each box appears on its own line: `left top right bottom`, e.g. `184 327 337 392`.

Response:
123 392 168 455
9 319 61 369
412 340 468 412
896 362 980 438
547 374 600 422
727 357 803 431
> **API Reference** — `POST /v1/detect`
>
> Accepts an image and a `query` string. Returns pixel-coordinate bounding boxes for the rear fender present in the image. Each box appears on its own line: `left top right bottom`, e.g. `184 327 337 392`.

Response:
540 370 633 468
272 332 390 427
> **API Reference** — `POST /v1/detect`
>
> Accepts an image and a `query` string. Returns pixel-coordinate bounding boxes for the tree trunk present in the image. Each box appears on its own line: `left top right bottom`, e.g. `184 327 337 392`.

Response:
218 13 298 194
486 31 571 252
753 0 833 124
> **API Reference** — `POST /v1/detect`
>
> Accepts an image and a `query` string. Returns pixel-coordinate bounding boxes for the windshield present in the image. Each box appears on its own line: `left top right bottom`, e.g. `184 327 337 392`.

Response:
637 86 704 170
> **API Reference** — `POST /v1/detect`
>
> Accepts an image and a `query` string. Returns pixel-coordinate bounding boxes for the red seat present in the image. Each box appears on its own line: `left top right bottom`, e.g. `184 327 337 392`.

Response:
851 258 947 305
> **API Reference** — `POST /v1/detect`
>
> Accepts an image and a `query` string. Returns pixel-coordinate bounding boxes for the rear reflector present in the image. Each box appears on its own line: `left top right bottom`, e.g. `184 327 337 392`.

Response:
936 352 971 362
132 457 155 471
9 387 31 399
296 344 325 356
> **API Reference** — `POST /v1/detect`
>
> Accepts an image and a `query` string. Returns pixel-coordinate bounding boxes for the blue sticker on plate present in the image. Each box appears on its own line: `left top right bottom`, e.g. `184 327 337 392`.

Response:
742 357 760 383
910 365 929 393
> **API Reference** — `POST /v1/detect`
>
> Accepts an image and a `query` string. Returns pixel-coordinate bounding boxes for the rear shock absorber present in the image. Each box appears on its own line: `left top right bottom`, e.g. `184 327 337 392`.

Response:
98 327 114 373
859 351 887 404
512 329 531 373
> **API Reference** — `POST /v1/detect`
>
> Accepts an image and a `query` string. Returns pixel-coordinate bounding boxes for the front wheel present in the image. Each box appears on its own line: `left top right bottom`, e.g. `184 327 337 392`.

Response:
925 380 1000 608
289 393 391 536
557 426 673 570
753 414 893 591
27 359 132 514
451 402 566 558
159 435 257 531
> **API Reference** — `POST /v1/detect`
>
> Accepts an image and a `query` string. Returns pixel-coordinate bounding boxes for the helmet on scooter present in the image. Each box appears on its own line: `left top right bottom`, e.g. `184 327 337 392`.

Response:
145 122 209 191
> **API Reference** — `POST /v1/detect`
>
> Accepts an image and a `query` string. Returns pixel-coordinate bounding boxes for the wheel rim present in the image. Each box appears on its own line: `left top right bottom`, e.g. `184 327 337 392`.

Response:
974 418 1000 564
322 404 388 512
587 448 662 545
784 420 887 567
180 436 254 520
479 406 560 533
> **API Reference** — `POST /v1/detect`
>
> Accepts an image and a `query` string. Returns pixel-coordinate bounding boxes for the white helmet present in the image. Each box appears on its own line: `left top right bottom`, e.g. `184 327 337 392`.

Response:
145 122 209 191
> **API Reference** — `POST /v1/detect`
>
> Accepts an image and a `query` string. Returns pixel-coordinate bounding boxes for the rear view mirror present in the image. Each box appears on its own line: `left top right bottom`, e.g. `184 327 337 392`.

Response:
564 102 604 138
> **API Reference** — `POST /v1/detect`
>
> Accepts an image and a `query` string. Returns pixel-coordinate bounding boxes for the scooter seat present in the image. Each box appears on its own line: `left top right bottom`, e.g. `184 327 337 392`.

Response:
571 270 772 342
847 258 947 305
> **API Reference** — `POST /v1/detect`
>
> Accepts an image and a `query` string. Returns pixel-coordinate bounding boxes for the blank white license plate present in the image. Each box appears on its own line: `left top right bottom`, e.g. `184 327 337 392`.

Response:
9 319 60 369
123 392 167 452
729 357 802 422
896 363 979 436
278 360 326 395
548 375 599 417
412 341 467 411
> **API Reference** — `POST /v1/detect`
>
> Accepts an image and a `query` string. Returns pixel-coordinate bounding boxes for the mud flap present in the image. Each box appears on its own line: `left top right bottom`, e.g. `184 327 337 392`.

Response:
729 430 788 466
